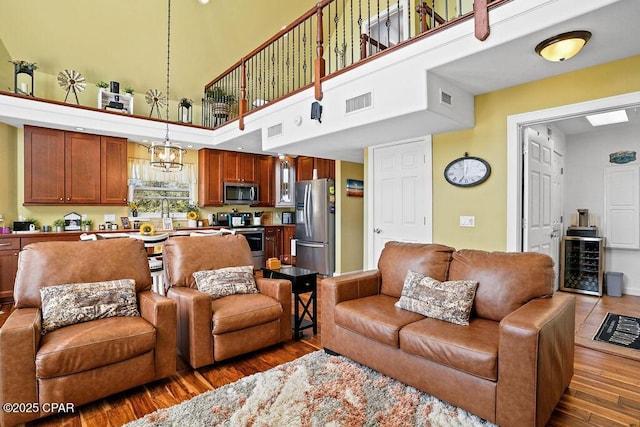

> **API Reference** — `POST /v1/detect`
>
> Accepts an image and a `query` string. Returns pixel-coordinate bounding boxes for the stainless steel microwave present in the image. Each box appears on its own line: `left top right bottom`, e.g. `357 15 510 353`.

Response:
223 182 259 205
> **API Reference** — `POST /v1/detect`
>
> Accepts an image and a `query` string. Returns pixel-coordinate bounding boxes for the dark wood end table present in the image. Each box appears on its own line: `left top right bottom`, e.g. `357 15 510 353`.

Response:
263 266 318 340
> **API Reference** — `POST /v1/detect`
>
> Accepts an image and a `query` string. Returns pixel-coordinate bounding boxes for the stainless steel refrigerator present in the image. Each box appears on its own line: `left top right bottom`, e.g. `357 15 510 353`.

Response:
295 178 335 276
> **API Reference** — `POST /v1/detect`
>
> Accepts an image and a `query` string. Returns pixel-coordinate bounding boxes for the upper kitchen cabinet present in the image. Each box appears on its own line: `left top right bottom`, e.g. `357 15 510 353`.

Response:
223 151 256 183
198 148 224 206
24 126 127 206
100 136 128 205
255 155 275 207
296 156 335 181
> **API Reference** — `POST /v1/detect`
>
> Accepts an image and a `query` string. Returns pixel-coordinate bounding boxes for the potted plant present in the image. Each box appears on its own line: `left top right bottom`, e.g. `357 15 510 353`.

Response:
53 219 65 232
186 203 199 227
205 86 237 117
124 86 134 95
129 201 138 217
96 81 108 89
81 219 93 231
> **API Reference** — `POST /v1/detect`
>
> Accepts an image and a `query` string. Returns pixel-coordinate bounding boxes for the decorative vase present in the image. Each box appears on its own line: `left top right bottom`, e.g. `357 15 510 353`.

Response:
188 219 198 228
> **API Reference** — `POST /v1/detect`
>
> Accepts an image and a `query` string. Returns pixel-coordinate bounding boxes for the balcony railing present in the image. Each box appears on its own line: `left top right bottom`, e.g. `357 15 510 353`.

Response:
203 0 502 130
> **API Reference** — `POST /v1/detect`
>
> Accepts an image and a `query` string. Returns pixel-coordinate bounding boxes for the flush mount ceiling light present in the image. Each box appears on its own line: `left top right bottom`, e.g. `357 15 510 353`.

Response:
535 30 592 62
149 0 185 172
586 109 629 127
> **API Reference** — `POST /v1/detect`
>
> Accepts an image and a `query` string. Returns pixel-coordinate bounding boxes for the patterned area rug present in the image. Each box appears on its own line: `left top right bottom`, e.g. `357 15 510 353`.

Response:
126 351 495 426
593 313 640 350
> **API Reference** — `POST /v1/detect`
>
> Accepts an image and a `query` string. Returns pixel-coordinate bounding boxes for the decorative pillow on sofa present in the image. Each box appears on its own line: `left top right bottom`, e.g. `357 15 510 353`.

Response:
395 270 478 326
40 279 139 334
193 265 259 300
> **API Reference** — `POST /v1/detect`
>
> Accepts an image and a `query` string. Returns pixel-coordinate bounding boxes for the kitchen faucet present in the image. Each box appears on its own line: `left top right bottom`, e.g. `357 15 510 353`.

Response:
161 198 170 218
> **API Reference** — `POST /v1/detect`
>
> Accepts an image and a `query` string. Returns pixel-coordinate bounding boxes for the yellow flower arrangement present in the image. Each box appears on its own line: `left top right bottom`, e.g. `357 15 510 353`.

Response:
139 223 155 236
186 211 198 220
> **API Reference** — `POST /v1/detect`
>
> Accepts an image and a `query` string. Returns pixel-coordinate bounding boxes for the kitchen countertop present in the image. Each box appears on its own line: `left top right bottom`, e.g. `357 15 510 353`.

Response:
0 224 295 240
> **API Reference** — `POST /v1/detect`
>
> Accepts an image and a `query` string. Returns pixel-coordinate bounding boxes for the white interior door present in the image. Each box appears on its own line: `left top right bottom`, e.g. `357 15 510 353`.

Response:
524 127 562 286
370 138 432 268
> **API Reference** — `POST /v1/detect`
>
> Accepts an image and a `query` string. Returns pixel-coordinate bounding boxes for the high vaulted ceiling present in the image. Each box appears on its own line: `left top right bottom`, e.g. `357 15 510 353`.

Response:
0 0 317 105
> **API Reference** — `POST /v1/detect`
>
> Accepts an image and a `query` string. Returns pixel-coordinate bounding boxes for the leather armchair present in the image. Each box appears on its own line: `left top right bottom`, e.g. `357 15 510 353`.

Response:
163 234 292 369
0 238 176 427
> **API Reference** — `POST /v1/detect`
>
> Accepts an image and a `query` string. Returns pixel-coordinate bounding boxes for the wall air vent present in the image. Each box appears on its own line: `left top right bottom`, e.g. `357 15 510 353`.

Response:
267 123 283 138
440 89 452 107
345 92 372 114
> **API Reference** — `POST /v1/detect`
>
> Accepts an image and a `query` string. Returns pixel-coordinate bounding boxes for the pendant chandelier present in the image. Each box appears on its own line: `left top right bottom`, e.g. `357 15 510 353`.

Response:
149 0 185 171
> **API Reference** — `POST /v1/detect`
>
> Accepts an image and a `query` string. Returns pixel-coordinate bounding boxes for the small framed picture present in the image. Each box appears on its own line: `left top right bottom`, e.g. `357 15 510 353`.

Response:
162 217 173 231
121 217 131 229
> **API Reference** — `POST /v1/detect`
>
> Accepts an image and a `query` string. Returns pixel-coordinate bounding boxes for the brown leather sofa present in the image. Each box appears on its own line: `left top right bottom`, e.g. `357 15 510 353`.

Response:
322 242 575 427
0 238 177 427
163 234 292 369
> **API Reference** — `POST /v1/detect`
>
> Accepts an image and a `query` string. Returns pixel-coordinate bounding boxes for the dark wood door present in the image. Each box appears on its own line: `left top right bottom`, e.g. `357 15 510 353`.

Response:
100 136 128 205
315 158 335 180
255 155 275 207
264 226 278 260
282 225 296 265
64 132 101 204
239 153 256 182
296 156 315 181
24 126 65 204
223 151 240 182
198 149 224 206
0 238 20 302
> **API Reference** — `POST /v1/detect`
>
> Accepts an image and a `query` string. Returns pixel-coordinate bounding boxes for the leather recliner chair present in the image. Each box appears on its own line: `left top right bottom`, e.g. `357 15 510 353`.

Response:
0 238 177 427
163 234 292 369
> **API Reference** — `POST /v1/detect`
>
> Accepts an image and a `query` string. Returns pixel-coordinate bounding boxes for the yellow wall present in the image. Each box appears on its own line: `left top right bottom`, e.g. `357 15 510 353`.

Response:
0 39 10 93
432 55 640 251
335 160 364 273
0 122 17 224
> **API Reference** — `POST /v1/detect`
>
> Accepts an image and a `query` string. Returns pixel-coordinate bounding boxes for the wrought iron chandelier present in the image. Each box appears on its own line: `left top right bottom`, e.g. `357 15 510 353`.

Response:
149 0 185 171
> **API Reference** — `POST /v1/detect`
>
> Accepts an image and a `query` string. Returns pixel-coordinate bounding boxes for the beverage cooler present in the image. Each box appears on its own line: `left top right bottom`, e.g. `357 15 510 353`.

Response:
560 236 604 296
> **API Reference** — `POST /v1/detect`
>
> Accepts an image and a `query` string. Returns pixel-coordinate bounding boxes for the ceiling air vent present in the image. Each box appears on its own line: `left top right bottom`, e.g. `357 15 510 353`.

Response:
267 123 283 138
345 92 372 114
440 89 452 107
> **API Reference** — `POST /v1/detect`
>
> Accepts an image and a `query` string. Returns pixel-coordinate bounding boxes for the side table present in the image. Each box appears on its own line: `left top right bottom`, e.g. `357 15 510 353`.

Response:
263 266 318 339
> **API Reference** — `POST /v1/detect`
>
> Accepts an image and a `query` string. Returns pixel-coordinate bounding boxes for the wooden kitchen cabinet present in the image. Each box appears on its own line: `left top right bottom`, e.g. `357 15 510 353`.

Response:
24 126 66 204
223 151 256 182
0 238 20 302
100 136 128 205
296 156 335 181
264 226 283 261
255 155 275 207
198 148 224 206
282 225 296 265
24 126 127 206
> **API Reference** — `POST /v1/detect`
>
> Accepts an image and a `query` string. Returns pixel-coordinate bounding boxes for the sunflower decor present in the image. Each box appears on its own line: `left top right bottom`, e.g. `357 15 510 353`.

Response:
187 211 198 220
57 69 86 104
139 223 155 236
145 89 167 118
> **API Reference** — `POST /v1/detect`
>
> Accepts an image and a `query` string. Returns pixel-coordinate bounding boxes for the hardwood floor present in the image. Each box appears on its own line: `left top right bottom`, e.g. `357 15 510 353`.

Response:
1 291 639 426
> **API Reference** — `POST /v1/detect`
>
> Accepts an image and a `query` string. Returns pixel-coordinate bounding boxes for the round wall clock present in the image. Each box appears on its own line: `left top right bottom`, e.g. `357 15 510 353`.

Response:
444 153 491 187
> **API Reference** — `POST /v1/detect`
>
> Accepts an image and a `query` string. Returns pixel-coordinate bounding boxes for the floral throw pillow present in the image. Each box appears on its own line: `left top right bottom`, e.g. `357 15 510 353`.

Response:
40 279 139 334
193 265 259 300
395 270 478 326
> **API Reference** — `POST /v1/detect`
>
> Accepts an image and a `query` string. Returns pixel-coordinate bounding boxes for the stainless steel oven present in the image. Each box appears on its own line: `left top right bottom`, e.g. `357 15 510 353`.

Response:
235 227 265 269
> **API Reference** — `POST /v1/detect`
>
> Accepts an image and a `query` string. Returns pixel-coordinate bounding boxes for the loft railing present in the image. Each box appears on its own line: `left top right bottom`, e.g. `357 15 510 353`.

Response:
203 0 502 130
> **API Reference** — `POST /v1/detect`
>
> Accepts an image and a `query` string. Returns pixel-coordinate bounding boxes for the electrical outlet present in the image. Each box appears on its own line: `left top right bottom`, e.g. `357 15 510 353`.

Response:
81 214 87 221
460 216 475 227
104 214 116 222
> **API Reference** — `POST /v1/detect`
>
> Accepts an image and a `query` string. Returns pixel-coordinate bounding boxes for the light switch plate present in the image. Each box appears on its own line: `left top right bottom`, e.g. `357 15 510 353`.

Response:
460 216 475 227
104 214 116 222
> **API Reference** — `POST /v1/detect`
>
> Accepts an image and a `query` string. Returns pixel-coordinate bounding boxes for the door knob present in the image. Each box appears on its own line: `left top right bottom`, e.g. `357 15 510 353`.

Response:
374 228 382 234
